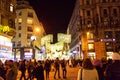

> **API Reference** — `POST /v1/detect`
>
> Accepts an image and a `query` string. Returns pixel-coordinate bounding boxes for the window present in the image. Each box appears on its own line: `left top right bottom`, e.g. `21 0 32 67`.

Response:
12 41 15 47
18 26 21 30
104 31 112 38
27 26 33 32
27 34 32 39
10 4 13 12
18 11 22 16
103 9 108 16
87 32 94 39
105 42 113 51
112 0 116 2
115 31 120 42
86 10 90 16
28 12 33 17
113 9 117 16
87 21 92 28
88 43 94 50
18 18 22 23
17 41 21 47
102 0 106 3
18 33 21 37
86 0 90 5
27 18 33 25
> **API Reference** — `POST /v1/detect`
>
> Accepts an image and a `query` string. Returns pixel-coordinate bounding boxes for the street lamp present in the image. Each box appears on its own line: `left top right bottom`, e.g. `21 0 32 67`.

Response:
30 36 36 47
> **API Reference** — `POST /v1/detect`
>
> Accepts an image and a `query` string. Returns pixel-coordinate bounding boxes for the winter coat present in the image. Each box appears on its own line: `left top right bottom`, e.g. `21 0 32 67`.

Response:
106 60 120 80
77 68 99 80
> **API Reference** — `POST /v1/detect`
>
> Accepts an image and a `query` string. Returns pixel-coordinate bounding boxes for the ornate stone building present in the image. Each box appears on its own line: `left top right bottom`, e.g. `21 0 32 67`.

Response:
68 0 120 59
0 0 16 61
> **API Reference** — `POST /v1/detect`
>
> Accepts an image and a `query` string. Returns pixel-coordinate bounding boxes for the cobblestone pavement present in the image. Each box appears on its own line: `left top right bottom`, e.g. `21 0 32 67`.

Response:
17 66 80 80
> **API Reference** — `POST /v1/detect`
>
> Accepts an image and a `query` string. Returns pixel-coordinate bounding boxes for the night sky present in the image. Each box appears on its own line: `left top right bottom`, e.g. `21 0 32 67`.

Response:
28 0 76 34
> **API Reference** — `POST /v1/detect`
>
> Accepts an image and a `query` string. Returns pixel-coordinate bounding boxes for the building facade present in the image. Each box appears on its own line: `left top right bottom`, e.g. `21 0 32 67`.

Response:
68 0 120 59
0 0 16 62
12 0 46 60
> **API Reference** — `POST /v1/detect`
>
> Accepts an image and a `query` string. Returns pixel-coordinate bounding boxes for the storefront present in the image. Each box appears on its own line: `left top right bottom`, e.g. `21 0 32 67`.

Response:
0 35 12 63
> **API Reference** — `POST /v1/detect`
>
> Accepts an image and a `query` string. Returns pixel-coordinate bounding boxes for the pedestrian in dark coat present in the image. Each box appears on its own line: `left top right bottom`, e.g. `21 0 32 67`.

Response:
44 59 51 80
19 60 26 80
33 61 44 80
61 59 67 79
93 59 104 80
106 52 120 80
54 57 61 79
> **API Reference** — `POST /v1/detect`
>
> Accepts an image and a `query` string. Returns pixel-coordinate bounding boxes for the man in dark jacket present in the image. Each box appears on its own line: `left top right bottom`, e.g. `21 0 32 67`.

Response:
54 57 61 79
33 61 44 80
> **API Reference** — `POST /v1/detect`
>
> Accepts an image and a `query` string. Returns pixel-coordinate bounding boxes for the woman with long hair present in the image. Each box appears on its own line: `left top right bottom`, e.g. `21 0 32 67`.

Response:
77 58 99 80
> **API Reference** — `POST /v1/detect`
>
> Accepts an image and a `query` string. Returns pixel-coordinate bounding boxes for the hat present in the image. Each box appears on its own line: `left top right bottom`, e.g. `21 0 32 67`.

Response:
112 52 120 60
93 59 101 66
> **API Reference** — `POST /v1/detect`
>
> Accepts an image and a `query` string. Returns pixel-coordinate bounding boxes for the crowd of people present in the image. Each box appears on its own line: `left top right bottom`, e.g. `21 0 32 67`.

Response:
77 52 120 80
0 57 67 80
0 52 120 80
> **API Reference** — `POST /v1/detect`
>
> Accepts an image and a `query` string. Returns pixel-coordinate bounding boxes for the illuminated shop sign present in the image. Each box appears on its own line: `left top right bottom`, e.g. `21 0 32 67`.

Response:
0 36 12 59
101 39 113 42
0 25 10 32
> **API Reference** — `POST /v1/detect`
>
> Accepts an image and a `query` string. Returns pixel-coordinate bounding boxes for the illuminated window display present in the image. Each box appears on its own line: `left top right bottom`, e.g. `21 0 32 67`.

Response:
0 36 12 62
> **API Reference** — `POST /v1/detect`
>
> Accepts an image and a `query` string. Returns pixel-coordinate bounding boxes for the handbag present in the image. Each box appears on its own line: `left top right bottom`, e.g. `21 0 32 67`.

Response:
80 68 83 80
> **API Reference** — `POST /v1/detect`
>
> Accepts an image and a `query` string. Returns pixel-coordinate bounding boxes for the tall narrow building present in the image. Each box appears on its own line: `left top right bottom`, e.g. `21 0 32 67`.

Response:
12 0 46 60
0 0 16 61
68 0 120 59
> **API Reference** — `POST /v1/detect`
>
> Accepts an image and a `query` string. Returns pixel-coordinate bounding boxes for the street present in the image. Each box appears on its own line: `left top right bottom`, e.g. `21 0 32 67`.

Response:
17 66 80 80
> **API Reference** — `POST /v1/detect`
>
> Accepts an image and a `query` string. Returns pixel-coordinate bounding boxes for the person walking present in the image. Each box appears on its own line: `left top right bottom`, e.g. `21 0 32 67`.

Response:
44 59 51 80
19 60 27 80
33 61 44 80
61 59 67 79
105 52 120 80
54 57 61 79
77 58 99 80
93 59 104 80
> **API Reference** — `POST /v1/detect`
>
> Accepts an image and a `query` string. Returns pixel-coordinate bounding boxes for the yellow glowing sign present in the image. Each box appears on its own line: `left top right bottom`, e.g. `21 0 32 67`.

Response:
0 25 10 32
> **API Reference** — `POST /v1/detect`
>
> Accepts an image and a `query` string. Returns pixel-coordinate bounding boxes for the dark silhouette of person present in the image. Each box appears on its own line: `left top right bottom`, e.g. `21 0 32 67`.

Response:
61 59 67 78
19 60 26 80
54 57 61 79
44 59 51 80
33 61 44 80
